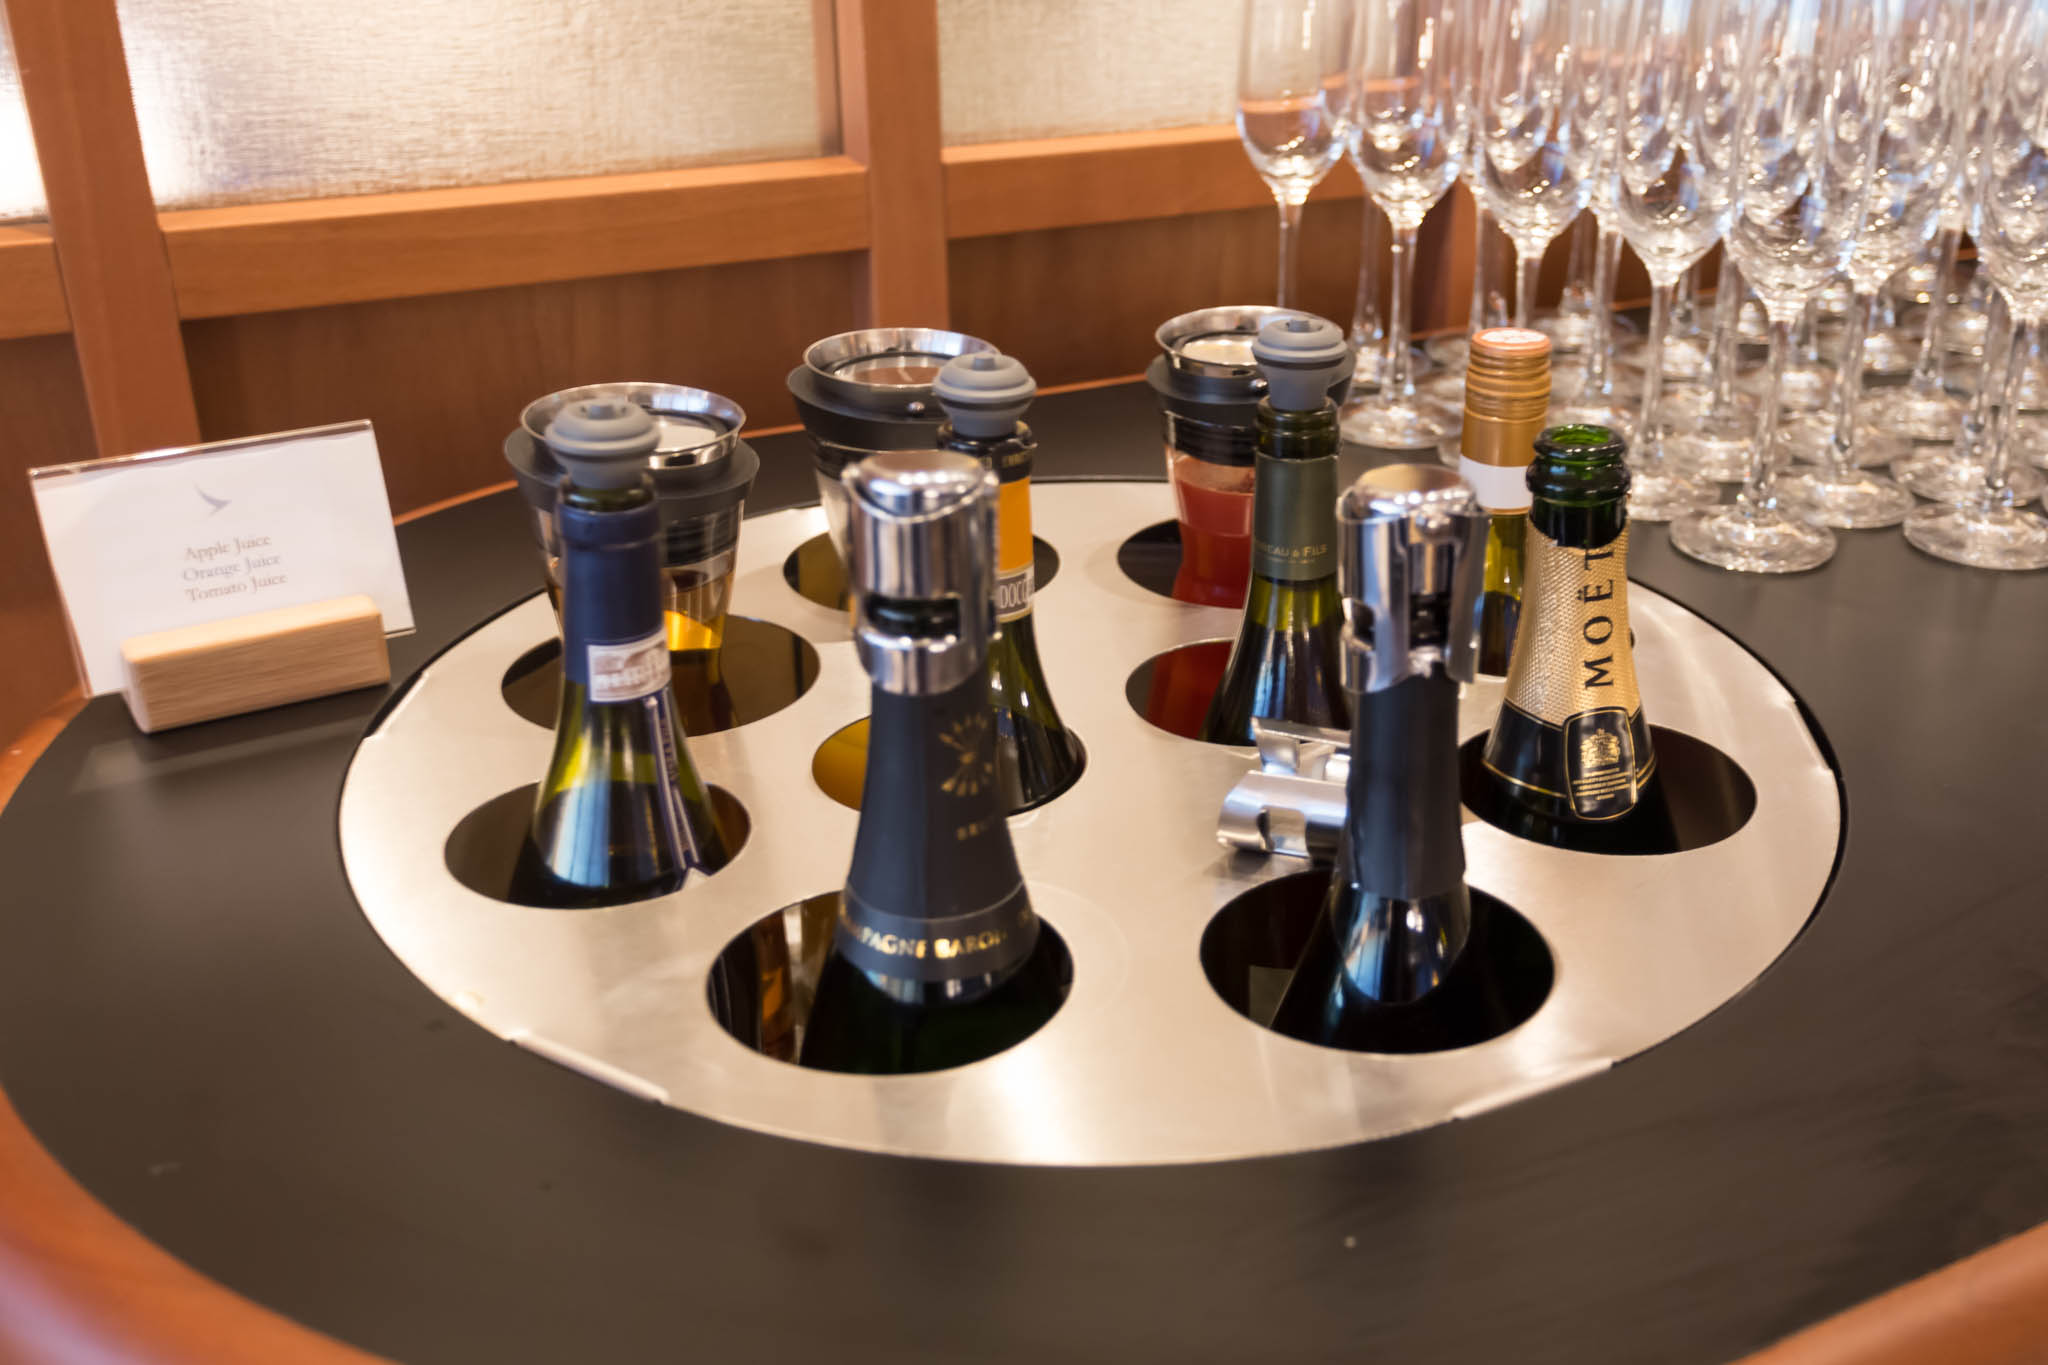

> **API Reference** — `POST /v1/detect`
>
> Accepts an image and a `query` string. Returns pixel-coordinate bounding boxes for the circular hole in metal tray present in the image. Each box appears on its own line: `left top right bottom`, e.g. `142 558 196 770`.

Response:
1201 869 1553 1054
1458 726 1757 856
707 895 1074 1074
444 782 751 908
1115 518 1195 602
1122 639 1237 742
781 532 1061 610
502 616 821 737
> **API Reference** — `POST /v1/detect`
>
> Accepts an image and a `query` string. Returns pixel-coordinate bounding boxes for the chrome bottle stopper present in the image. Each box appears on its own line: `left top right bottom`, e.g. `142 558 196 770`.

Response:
843 450 999 697
1339 463 1487 694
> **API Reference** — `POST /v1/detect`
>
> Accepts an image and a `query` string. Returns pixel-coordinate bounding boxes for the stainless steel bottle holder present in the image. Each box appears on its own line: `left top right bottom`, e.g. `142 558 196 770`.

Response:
339 481 1840 1167
844 452 999 697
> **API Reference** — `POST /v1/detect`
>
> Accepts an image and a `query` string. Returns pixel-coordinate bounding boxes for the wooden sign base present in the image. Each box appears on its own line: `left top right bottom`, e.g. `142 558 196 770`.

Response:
119 595 390 734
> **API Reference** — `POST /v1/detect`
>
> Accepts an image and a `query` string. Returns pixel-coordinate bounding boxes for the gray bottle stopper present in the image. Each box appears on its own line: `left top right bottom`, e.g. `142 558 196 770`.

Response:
1253 315 1351 413
934 351 1036 438
542 396 659 489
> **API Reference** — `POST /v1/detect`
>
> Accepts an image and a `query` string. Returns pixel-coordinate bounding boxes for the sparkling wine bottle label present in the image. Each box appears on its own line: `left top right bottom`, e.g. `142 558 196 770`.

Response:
585 628 672 703
1251 451 1339 581
839 684 1038 983
1484 525 1654 820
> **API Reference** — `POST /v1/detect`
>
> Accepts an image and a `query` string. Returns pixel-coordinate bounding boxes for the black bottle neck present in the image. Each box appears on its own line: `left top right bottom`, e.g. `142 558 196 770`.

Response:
556 483 664 679
1339 671 1466 901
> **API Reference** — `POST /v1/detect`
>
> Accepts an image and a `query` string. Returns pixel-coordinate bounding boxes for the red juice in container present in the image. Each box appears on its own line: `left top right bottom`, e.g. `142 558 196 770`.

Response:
1148 308 1355 609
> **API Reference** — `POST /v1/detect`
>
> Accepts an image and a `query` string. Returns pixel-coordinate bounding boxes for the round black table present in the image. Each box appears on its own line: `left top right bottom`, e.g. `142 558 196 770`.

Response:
2 380 2044 1364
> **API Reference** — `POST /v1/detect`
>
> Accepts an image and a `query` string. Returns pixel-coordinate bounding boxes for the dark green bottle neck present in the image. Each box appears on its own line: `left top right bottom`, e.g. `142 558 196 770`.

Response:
1527 427 1629 549
1256 399 1339 461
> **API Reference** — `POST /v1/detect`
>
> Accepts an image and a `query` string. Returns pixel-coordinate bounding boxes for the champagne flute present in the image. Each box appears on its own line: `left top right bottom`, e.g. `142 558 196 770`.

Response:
1904 0 2048 570
1664 254 1764 481
1603 0 1738 522
1774 0 1970 528
1239 0 1352 309
1339 0 1471 448
1473 0 1599 327
1671 0 1892 574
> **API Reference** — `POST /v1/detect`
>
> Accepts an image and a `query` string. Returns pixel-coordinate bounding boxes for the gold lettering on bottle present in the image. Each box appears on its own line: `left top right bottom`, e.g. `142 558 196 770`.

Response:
1498 526 1643 724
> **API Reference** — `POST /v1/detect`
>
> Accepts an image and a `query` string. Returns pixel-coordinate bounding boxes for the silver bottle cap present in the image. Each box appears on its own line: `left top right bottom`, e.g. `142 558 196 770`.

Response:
1338 463 1487 692
843 450 999 696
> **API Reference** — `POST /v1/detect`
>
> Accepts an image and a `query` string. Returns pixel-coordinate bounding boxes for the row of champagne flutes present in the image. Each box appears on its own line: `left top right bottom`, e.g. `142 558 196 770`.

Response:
1237 0 2048 572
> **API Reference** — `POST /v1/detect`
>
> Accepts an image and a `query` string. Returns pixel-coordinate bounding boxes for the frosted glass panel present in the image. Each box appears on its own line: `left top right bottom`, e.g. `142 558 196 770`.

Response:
115 0 826 210
0 10 45 221
939 0 1241 145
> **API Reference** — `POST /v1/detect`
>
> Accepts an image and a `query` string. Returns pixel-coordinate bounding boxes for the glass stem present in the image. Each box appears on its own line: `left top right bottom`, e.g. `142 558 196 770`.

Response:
1959 289 2007 468
1638 278 1676 475
1563 212 1595 308
1513 244 1538 329
1466 192 1492 341
1708 255 1745 415
1908 225 1960 401
1796 298 1821 365
1350 199 1385 354
1583 223 1622 398
1984 309 2034 510
1276 194 1304 309
1741 316 1795 510
1386 221 1418 400
1825 290 1875 479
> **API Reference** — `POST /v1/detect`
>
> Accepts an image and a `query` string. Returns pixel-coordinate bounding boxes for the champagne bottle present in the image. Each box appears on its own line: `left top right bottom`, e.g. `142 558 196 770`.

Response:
798 451 1069 1075
934 352 1085 812
1482 424 1664 836
515 398 731 908
1202 316 1354 745
1271 465 1488 1046
1457 327 1553 676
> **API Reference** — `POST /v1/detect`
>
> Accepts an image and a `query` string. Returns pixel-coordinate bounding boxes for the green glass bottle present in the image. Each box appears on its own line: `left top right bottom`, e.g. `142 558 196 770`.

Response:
1201 315 1354 745
1270 465 1490 1050
933 351 1084 812
1482 424 1668 842
1456 327 1553 676
515 398 731 908
798 451 1069 1075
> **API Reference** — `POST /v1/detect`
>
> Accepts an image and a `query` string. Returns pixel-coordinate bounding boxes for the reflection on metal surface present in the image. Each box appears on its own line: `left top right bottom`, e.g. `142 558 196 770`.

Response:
340 482 1841 1166
782 531 1061 612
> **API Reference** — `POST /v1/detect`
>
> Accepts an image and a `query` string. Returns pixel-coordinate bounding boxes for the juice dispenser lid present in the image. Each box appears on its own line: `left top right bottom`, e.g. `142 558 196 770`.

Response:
788 328 999 452
506 381 758 523
1147 305 1354 423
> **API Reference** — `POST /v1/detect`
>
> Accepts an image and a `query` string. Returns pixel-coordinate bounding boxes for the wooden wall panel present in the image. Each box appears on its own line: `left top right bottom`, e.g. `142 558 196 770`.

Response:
947 192 1490 390
181 253 864 517
0 334 97 747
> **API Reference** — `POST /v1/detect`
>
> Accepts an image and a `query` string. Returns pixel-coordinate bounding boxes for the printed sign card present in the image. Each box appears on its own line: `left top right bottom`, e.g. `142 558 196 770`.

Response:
29 421 414 695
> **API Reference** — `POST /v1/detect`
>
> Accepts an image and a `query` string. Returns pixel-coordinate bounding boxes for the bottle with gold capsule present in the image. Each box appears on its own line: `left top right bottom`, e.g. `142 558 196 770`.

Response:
1457 327 1553 676
934 352 1084 812
1202 315 1353 745
1482 424 1671 845
799 451 1069 1075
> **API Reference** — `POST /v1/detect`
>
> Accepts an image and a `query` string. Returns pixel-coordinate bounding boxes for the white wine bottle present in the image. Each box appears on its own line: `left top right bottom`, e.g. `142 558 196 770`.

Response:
514 398 730 908
933 351 1084 812
1202 315 1355 745
1270 464 1488 1046
798 451 1069 1074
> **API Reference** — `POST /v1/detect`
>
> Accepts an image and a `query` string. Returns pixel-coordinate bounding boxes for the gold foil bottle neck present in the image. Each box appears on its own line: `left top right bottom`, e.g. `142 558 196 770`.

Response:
1460 327 1554 490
